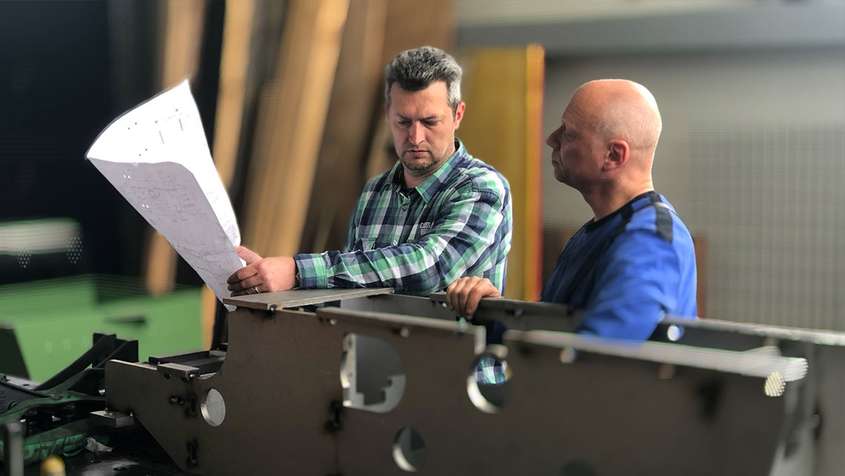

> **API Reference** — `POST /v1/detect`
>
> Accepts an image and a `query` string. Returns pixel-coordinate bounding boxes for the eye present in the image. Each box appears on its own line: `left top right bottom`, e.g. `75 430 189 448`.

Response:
397 119 411 127
422 119 438 127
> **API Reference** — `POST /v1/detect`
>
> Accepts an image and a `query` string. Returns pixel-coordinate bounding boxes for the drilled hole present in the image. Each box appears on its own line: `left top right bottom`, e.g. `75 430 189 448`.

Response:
392 426 426 472
466 351 512 414
340 334 405 413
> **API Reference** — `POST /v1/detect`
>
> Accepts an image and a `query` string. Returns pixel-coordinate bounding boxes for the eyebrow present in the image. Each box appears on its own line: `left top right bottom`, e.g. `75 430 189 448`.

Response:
398 114 440 121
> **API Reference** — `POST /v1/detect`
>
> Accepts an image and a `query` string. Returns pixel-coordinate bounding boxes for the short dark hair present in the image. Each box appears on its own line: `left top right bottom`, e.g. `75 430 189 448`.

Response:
384 46 463 111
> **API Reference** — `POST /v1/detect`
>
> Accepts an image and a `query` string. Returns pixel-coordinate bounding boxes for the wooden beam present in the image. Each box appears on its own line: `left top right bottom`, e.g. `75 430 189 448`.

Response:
144 0 207 296
458 46 545 300
243 0 350 256
301 0 388 252
212 0 255 190
198 0 256 341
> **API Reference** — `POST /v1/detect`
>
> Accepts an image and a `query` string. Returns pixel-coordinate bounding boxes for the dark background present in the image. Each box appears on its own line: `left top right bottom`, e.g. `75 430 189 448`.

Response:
0 0 225 285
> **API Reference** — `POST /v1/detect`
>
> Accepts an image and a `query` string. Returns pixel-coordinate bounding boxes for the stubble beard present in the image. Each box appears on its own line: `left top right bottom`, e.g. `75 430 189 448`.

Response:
401 150 441 177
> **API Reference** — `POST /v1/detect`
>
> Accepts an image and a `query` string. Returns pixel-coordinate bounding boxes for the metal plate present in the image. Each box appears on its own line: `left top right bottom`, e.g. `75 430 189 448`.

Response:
661 316 845 347
222 288 394 311
106 303 806 475
656 316 845 476
327 308 800 476
344 293 581 333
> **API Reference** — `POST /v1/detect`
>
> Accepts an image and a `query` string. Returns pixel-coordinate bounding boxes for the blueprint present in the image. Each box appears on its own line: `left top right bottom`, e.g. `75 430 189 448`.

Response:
86 80 243 304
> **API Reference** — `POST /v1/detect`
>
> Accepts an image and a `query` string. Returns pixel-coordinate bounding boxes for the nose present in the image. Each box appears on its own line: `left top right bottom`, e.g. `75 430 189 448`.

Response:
546 126 561 149
409 122 425 145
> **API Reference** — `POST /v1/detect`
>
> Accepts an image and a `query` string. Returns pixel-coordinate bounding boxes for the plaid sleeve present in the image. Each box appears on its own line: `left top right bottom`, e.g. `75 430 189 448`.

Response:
295 177 508 294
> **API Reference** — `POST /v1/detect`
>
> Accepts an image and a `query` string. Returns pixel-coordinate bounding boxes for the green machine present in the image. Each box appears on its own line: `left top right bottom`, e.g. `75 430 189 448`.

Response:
0 273 202 473
0 275 202 382
1 333 138 466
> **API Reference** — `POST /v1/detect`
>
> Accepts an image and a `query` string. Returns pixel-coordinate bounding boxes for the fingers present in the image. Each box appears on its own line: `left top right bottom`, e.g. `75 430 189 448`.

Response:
227 264 258 284
456 277 479 315
465 280 500 316
231 286 262 297
446 277 498 317
228 274 263 293
236 245 262 264
446 277 471 314
227 256 297 296
446 279 459 312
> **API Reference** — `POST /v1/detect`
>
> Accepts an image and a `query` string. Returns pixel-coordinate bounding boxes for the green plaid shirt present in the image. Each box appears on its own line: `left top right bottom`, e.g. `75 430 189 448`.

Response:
295 140 512 295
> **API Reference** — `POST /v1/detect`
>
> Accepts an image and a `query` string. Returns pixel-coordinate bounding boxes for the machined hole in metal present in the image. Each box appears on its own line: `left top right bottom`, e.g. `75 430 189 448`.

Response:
340 334 406 413
392 426 426 472
200 388 226 427
466 351 512 414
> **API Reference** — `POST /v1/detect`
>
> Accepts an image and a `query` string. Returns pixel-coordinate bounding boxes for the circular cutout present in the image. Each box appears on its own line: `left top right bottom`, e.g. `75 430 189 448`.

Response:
201 388 226 427
666 324 683 342
392 427 426 472
466 354 512 414
340 334 405 413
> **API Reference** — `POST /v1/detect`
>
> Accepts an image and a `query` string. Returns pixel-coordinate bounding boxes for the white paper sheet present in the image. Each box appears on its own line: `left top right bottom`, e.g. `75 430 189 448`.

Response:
86 80 243 304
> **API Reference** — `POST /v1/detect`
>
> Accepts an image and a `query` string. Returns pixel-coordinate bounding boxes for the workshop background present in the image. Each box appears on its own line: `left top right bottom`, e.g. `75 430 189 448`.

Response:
1 0 843 380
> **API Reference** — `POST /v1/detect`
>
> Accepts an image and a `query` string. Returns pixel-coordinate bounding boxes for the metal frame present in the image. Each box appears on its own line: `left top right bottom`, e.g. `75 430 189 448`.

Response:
654 317 845 476
105 290 808 475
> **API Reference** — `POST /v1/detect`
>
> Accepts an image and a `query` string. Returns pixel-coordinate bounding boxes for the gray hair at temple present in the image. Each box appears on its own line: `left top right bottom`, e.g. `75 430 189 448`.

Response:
384 46 463 112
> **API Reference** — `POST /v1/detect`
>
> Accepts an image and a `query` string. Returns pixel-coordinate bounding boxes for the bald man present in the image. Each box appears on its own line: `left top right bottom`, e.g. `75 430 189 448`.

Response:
447 79 697 340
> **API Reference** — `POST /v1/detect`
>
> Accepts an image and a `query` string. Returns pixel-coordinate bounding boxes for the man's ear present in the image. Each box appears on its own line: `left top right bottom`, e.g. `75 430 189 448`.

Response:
453 101 466 129
603 140 630 171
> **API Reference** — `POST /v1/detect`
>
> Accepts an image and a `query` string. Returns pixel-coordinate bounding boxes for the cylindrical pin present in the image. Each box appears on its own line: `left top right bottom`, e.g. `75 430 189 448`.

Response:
2 422 24 476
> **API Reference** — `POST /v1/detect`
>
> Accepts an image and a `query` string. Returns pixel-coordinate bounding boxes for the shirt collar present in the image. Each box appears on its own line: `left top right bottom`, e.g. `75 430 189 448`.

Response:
391 139 466 203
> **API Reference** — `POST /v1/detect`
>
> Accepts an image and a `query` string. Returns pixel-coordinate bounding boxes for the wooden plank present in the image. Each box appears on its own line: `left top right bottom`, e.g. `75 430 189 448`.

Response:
381 0 455 59
145 0 207 296
301 0 388 252
458 46 545 300
199 0 256 333
201 285 216 348
212 0 255 189
242 0 350 256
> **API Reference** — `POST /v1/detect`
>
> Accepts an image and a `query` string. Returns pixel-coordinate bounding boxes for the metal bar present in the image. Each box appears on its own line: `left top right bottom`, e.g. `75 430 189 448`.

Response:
458 4 845 56
222 287 393 311
2 422 24 476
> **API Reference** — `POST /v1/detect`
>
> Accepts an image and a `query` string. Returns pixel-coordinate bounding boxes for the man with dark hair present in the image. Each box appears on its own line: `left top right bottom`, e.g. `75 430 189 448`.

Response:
446 79 697 340
228 46 512 296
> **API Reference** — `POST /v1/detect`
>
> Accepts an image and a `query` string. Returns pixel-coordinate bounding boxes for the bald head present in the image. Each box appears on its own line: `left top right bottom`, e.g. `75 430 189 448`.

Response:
547 79 662 215
569 79 662 155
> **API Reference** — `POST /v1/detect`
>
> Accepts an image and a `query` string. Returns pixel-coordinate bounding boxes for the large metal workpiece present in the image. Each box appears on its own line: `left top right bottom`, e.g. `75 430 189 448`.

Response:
653 316 845 476
104 290 808 475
